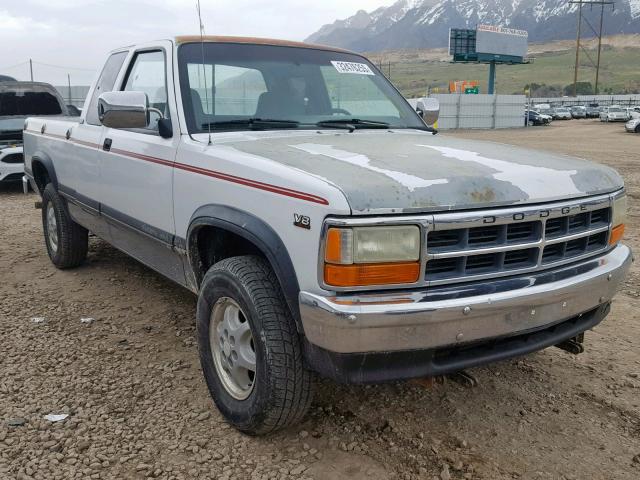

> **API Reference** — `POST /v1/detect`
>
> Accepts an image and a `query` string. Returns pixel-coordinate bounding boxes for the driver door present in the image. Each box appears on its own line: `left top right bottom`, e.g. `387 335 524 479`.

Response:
97 43 184 283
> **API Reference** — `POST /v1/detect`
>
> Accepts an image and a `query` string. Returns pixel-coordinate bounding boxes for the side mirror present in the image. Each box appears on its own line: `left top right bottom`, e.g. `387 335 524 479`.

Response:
98 91 151 129
416 97 440 126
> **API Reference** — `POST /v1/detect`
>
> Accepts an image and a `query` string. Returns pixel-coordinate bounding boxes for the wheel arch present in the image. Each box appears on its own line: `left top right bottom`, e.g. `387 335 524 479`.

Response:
30 151 58 194
186 204 302 328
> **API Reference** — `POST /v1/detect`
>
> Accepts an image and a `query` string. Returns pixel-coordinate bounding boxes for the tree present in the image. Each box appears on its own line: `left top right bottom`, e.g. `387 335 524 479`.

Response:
563 82 594 96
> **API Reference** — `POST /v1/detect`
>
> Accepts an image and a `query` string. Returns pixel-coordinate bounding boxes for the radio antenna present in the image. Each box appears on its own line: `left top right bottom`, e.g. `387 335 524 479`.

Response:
196 0 212 145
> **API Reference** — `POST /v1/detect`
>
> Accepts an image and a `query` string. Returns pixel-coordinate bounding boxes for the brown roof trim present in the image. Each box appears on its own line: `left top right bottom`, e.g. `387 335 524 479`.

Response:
174 35 357 55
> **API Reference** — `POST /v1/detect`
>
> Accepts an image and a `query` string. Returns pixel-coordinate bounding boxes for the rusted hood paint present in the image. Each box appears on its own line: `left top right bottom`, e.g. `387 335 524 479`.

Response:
215 130 624 214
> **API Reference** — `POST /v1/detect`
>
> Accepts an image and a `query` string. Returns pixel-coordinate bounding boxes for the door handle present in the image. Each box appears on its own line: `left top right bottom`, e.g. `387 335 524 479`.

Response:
103 138 112 152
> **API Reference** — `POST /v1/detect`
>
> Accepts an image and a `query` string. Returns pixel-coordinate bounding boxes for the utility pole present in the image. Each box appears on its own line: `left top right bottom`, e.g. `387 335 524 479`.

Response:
29 59 33 81
594 3 605 93
572 1 583 97
569 1 615 96
67 74 72 106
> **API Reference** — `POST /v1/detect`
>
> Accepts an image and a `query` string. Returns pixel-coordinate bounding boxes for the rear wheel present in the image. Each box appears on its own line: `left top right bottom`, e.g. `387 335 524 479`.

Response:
197 255 313 435
636 125 640 134
42 184 88 269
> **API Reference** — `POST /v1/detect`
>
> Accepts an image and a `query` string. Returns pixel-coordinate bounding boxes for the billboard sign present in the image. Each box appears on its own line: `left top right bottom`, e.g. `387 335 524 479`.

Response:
449 28 476 56
475 24 528 58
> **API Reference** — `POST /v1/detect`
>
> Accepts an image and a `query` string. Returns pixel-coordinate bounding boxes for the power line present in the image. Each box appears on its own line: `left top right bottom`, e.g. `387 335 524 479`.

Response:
0 60 29 71
31 60 95 72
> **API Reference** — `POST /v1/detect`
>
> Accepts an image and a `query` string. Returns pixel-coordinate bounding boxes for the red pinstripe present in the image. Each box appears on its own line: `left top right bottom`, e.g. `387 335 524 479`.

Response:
25 129 329 205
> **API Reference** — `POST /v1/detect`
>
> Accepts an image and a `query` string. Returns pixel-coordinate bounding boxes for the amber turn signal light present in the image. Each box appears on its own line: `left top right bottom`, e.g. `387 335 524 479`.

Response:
324 262 420 287
609 224 625 246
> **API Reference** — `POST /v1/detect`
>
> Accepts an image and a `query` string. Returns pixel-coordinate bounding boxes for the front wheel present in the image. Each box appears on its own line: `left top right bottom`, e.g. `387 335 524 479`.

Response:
42 184 88 269
196 256 313 435
636 125 640 134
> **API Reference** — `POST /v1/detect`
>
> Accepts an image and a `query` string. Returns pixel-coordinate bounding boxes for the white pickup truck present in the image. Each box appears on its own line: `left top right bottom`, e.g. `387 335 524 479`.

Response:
24 36 631 435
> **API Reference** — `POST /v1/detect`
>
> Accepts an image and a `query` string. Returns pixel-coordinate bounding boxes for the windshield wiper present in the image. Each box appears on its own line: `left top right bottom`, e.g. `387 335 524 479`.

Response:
316 118 390 132
202 118 300 130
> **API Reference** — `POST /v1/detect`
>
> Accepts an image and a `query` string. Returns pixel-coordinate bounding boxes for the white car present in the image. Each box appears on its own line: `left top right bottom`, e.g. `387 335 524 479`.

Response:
600 106 629 122
625 107 640 120
625 117 640 133
0 143 24 185
554 108 572 120
0 82 70 186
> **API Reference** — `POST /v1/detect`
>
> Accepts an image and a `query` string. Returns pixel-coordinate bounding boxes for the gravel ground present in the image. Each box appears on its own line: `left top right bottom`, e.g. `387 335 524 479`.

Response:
1 120 639 480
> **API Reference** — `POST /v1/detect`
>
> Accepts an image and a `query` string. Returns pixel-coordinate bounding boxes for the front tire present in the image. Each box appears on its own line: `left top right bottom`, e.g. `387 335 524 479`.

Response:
42 184 88 269
197 256 313 435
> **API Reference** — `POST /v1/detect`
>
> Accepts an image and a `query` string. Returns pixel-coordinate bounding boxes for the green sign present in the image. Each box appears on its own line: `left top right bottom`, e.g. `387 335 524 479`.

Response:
465 87 480 94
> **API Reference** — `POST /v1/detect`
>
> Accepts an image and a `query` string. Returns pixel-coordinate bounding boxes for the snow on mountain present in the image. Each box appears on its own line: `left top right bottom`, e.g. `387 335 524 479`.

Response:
306 0 640 52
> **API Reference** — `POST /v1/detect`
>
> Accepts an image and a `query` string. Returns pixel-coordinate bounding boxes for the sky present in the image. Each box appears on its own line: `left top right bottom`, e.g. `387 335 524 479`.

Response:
0 0 397 86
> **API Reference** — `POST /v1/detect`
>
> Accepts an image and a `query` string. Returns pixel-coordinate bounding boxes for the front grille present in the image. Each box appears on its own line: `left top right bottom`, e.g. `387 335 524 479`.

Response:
425 198 613 284
1 173 23 183
1 153 24 164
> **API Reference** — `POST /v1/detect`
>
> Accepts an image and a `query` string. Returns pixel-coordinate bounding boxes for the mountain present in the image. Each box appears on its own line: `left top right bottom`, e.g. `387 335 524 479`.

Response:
306 0 640 52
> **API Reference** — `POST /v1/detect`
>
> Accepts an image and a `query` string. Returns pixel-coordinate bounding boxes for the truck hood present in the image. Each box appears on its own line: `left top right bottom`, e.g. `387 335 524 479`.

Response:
214 130 623 214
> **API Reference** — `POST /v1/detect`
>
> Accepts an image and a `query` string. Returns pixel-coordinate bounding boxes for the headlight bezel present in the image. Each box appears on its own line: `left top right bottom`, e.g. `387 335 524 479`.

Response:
610 192 627 246
319 217 429 291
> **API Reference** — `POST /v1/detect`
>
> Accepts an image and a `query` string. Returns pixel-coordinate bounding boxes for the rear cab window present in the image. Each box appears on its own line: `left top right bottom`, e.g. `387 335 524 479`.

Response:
86 51 128 126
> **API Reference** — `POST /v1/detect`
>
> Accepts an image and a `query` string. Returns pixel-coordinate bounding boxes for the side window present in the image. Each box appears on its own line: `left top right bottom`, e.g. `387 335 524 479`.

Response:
86 51 128 126
122 50 169 131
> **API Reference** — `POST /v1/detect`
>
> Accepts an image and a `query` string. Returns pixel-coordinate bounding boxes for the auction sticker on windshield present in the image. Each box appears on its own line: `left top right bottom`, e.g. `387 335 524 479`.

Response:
331 61 375 75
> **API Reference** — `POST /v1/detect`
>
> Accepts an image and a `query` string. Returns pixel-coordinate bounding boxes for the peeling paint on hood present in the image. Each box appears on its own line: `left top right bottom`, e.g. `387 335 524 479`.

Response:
215 130 624 214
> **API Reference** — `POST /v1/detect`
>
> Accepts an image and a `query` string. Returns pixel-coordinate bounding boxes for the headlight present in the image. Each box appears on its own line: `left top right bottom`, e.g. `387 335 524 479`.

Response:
610 194 627 245
324 226 421 287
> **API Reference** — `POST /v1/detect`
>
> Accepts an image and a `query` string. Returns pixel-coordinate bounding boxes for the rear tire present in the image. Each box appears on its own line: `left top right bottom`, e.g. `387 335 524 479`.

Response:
197 255 313 435
42 183 88 269
636 125 640 134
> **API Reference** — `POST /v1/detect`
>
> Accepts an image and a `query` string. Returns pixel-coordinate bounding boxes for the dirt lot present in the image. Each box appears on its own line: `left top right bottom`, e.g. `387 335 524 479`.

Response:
1 120 639 480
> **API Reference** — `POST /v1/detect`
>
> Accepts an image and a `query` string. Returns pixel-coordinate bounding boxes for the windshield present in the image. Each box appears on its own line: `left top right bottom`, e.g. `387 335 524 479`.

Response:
178 43 425 133
0 91 63 117
609 107 622 112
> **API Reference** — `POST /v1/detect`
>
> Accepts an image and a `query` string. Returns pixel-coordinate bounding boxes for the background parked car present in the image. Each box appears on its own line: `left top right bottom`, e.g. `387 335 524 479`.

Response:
554 107 573 120
538 107 555 118
571 106 587 119
0 81 69 186
526 110 551 126
600 105 629 122
625 117 640 133
585 104 601 118
624 107 640 120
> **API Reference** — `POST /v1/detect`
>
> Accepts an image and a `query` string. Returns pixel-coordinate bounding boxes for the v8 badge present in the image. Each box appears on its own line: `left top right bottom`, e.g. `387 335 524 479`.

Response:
294 214 311 230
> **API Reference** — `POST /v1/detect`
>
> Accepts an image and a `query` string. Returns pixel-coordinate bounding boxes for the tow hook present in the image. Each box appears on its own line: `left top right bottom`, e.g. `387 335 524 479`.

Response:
555 333 585 355
410 370 479 389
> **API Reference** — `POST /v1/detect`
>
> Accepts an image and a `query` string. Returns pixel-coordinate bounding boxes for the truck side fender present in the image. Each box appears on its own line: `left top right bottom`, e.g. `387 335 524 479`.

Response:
29 150 59 192
186 204 302 326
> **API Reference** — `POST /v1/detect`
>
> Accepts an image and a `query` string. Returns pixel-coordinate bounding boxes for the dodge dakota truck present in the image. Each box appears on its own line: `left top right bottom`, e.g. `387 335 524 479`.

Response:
23 36 631 435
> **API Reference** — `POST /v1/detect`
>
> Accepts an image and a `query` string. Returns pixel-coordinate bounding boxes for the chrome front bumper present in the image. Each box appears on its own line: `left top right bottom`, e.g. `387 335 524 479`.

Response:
300 245 632 354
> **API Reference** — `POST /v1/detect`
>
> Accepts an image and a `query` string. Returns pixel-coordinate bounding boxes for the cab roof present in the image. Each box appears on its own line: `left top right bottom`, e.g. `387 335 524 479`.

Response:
174 35 356 55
